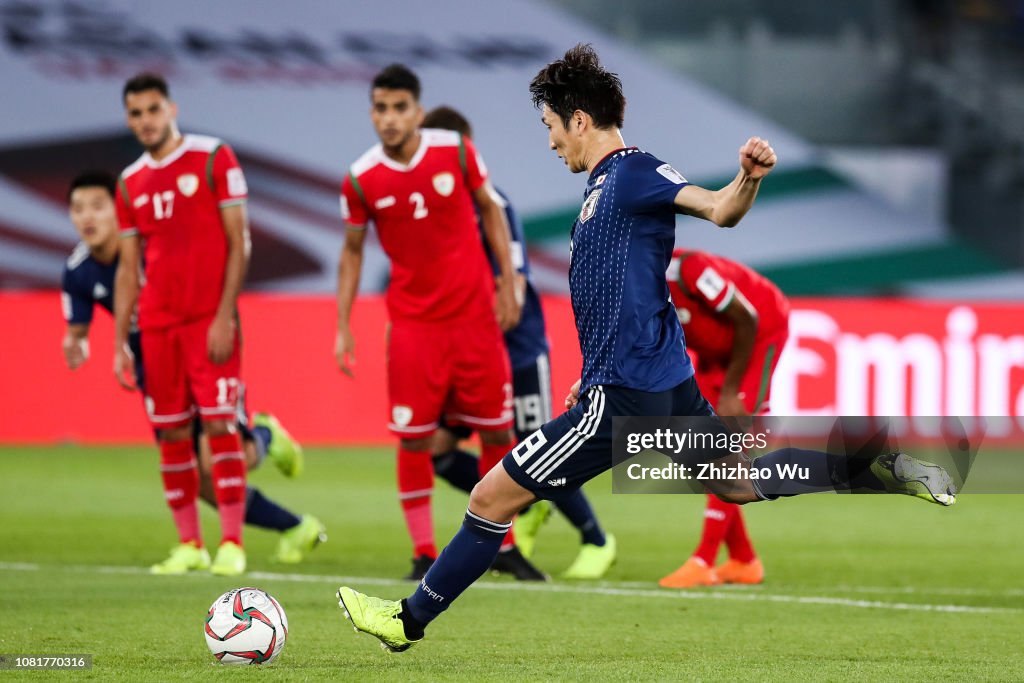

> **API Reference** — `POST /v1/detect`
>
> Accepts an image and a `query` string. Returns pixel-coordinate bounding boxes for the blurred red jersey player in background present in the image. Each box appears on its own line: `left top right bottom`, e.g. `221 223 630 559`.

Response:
659 248 790 588
114 73 252 576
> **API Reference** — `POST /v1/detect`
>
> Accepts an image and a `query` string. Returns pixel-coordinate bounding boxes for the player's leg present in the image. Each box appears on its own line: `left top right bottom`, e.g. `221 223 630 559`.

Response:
661 370 730 588
142 327 209 575
514 353 615 579
715 336 784 585
337 384 650 650
387 322 449 579
669 376 957 505
186 316 248 576
431 422 479 494
446 319 547 580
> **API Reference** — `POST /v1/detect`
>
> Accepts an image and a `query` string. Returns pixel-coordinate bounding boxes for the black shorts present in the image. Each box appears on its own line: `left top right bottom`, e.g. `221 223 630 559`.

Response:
502 375 716 500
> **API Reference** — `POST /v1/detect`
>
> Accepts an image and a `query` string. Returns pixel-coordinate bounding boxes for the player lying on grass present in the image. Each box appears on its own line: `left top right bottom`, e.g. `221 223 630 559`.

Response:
336 44 957 653
63 170 324 572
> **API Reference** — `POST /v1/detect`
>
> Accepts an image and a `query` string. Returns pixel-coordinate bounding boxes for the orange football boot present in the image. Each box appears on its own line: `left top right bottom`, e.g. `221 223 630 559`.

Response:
658 557 721 588
716 557 764 585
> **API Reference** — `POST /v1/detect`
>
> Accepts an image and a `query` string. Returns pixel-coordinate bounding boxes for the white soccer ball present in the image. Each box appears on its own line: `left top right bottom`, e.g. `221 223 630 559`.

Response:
204 587 288 665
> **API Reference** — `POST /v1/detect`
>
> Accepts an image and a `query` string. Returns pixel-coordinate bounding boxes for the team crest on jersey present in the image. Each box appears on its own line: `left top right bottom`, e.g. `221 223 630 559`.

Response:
177 173 199 197
432 172 455 197
579 189 602 223
392 405 413 428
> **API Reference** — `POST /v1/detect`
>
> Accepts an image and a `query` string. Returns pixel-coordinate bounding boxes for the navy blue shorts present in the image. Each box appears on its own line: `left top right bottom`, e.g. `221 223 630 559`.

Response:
502 375 717 500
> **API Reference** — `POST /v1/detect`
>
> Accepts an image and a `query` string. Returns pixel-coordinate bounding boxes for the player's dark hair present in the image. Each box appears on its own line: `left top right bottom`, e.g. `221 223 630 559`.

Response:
529 43 625 130
371 63 421 100
67 170 117 203
422 105 473 139
122 72 169 102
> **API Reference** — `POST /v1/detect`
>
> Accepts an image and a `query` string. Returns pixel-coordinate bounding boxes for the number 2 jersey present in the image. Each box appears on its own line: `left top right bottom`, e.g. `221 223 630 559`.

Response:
340 129 495 325
115 134 248 331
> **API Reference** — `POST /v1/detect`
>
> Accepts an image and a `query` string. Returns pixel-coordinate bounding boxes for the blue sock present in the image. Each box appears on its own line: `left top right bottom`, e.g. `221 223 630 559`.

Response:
404 510 508 627
555 490 606 546
245 487 301 531
432 449 479 494
749 448 849 499
251 425 272 466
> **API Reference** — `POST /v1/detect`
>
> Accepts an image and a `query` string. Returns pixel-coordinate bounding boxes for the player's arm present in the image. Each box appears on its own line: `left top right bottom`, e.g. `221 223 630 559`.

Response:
717 291 759 417
208 202 250 364
673 137 777 227
475 182 521 331
335 226 367 377
113 234 140 390
60 269 94 370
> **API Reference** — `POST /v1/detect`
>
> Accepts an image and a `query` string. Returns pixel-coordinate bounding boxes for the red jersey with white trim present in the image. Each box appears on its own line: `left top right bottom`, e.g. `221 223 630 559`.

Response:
666 249 789 364
340 129 494 324
116 134 247 331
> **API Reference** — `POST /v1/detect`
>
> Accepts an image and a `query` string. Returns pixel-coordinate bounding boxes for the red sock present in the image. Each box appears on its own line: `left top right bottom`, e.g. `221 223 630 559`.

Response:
208 432 247 546
480 439 516 550
693 493 738 566
159 439 201 545
725 505 757 563
398 446 435 558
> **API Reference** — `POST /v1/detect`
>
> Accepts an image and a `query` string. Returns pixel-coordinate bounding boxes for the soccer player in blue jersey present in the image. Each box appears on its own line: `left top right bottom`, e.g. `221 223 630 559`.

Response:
61 170 325 569
336 44 958 652
422 106 616 580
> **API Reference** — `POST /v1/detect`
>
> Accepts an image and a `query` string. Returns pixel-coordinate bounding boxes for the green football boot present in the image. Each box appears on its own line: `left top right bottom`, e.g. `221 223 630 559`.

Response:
337 587 421 653
562 533 617 580
870 453 957 506
210 541 247 576
512 499 552 559
274 515 327 564
253 413 304 479
149 541 210 575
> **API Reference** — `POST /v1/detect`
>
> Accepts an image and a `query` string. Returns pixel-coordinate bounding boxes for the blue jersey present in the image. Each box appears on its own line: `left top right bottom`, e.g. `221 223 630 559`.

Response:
480 188 549 370
570 147 694 395
61 243 143 379
61 243 116 323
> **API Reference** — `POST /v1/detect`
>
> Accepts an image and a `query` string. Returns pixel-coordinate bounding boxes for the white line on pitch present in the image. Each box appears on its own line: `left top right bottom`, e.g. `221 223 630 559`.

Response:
0 562 1018 615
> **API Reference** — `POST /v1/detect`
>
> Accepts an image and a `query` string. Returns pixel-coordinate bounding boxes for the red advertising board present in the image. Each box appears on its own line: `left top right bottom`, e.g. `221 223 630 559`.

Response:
0 293 1021 444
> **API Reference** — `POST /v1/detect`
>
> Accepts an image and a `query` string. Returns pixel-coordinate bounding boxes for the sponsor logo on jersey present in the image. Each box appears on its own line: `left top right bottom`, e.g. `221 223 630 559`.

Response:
375 195 396 209
432 172 455 197
656 163 687 185
392 405 413 427
595 174 607 185
177 173 199 197
93 283 108 300
579 188 602 223
133 194 149 208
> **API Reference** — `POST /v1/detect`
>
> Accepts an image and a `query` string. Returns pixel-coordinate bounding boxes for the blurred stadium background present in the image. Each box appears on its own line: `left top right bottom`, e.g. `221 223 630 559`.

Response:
1 2 1023 678
0 0 1021 443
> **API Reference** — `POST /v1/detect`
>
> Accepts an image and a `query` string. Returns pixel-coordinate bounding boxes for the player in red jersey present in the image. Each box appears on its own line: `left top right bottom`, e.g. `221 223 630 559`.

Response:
336 64 545 581
659 249 790 588
113 73 251 576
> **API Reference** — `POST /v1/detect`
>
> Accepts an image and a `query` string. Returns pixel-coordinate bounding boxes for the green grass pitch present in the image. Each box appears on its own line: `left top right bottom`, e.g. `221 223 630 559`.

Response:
1 446 1022 681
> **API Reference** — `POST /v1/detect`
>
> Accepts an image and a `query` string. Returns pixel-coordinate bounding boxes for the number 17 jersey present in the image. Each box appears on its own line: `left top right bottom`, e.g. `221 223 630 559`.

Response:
340 129 495 324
